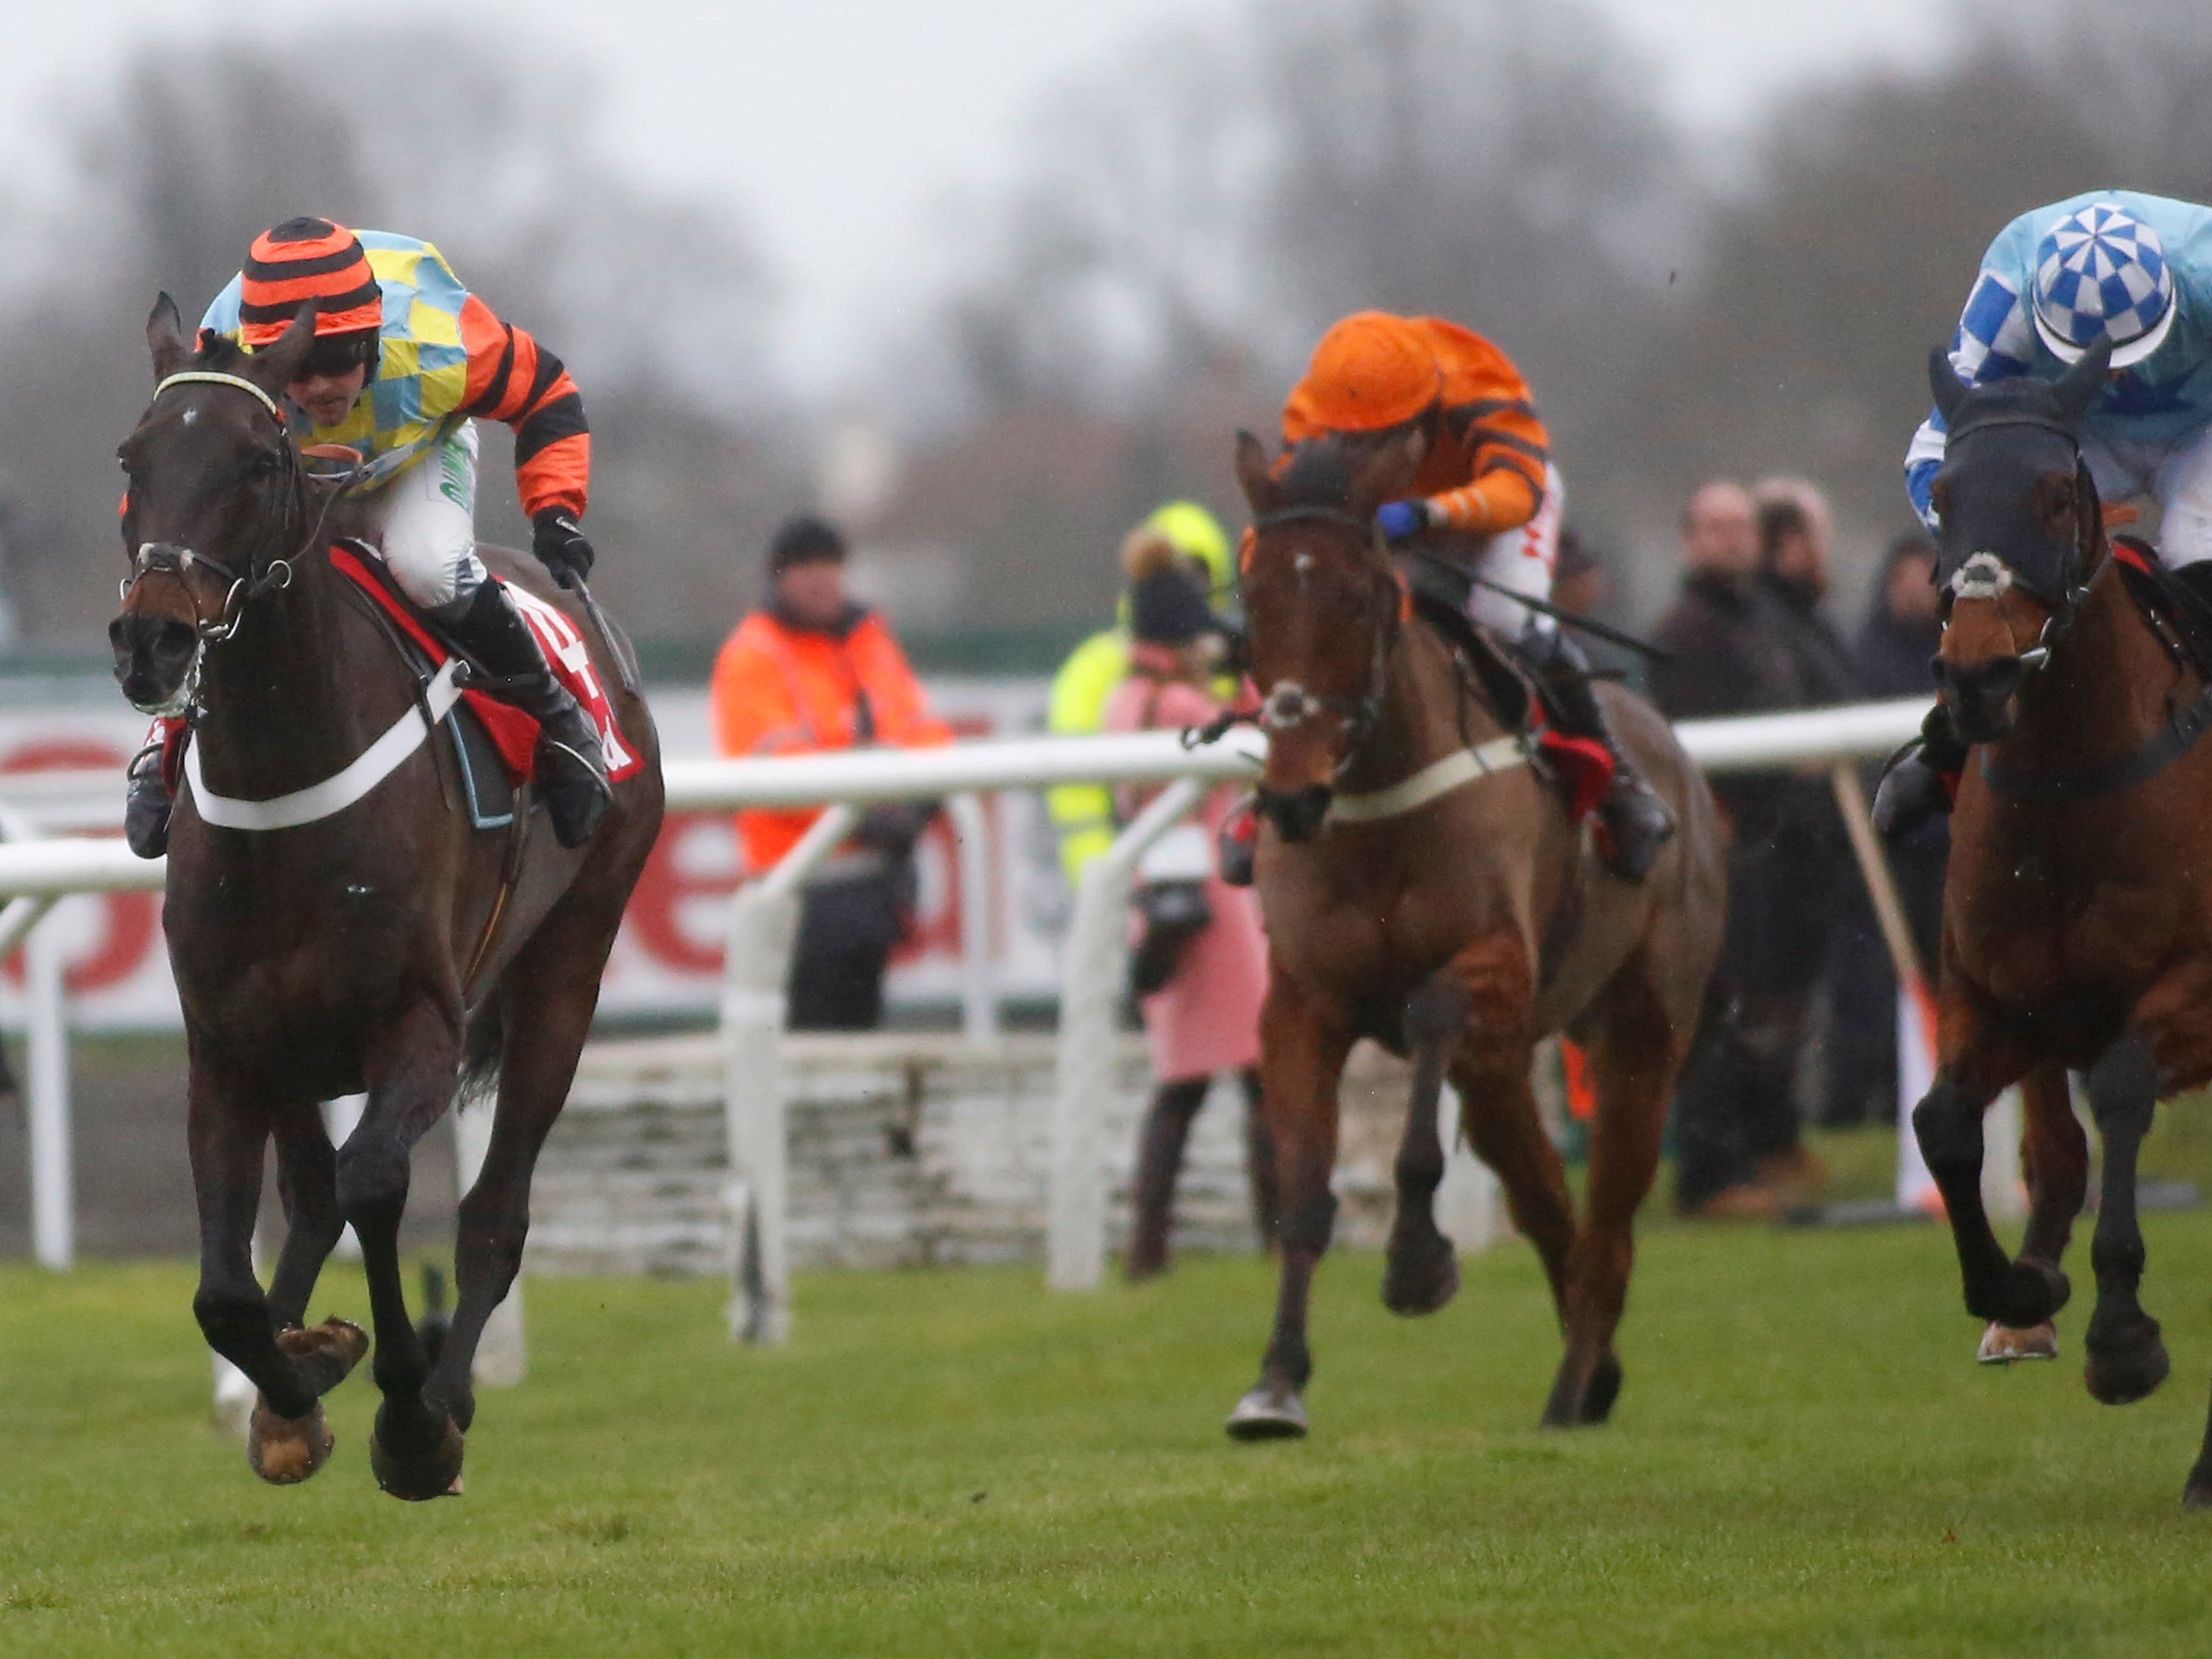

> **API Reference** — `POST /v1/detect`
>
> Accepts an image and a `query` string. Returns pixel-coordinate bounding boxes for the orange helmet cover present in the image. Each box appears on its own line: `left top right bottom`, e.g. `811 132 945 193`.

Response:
1281 311 1442 444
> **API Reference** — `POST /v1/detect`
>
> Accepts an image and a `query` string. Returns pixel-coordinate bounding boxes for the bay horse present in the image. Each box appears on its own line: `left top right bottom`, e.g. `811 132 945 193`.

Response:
108 298 664 1499
1225 428 1726 1438
1912 335 2212 1505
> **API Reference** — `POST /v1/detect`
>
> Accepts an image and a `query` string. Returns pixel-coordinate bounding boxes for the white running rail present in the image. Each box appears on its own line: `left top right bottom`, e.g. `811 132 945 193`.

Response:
0 698 1933 1351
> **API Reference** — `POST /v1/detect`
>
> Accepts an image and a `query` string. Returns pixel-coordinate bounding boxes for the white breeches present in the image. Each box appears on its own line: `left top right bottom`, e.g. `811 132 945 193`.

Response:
358 421 490 615
1465 463 1565 639
2080 424 2212 570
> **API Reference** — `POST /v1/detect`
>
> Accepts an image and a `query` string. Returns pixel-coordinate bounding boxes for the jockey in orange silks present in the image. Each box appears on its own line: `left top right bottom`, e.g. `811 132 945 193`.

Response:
1277 311 1675 880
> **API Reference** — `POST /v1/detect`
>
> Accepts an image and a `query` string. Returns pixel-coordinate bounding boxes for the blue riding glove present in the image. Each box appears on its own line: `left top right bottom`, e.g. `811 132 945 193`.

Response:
1376 499 1429 543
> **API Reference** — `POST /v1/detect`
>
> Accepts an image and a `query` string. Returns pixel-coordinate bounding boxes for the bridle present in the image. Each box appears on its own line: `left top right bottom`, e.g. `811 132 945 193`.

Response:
1246 502 1401 774
1937 408 2107 681
119 371 358 646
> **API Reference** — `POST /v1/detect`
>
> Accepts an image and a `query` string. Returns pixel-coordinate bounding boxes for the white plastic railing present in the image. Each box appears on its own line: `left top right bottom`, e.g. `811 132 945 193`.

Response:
0 697 1932 1342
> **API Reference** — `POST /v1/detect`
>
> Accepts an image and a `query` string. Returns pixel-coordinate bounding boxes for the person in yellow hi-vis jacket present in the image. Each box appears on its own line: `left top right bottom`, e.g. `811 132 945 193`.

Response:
1046 502 1236 885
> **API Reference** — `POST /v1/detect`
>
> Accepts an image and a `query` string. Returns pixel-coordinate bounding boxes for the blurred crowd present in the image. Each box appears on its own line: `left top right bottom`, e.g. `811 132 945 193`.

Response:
1644 482 1942 1220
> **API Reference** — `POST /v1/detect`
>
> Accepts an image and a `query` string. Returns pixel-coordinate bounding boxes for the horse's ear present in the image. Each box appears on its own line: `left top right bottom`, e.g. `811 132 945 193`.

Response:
2054 335 2113 426
1928 346 1969 425
1349 424 1427 509
147 293 191 380
1234 429 1276 513
245 302 319 392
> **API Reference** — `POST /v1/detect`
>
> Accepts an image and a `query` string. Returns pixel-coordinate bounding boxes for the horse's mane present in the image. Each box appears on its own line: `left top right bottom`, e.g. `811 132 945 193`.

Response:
193 331 249 373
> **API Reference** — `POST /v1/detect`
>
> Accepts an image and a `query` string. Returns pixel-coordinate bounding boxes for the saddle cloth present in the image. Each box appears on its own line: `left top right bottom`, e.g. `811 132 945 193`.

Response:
331 542 643 786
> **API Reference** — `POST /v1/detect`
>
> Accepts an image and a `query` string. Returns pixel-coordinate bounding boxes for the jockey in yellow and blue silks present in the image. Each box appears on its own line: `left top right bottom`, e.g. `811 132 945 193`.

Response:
1047 502 1236 885
1879 192 2212 836
124 216 611 856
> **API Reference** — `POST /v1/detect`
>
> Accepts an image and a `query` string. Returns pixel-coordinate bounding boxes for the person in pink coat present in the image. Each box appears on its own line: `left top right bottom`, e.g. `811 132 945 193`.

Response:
1102 547 1278 1279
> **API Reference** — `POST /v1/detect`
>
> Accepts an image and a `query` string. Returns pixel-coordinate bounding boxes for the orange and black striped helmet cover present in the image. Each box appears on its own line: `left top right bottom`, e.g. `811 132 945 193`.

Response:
239 217 383 347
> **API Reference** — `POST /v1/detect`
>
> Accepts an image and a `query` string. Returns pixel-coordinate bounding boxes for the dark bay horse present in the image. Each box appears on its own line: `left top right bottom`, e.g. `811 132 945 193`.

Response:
109 299 664 1498
1912 336 2212 1505
1225 429 1726 1438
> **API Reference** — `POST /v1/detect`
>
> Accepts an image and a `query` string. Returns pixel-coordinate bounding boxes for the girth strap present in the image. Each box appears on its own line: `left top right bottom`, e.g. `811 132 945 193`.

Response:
1327 736 1527 823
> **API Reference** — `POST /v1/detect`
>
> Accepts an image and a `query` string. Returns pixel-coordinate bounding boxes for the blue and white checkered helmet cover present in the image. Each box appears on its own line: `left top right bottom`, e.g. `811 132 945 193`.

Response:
2032 201 2177 366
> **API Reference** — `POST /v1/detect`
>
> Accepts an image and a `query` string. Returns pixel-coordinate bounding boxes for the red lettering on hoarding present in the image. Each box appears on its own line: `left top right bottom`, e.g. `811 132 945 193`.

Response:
0 739 160 992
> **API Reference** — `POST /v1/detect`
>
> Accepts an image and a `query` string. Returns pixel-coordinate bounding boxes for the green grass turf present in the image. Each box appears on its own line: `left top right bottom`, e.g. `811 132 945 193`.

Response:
9 1202 2212 1657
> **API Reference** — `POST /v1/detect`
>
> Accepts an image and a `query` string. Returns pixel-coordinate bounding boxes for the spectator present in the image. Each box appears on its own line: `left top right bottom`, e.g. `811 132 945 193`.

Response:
1752 480 1864 1144
710 515 951 1030
1046 502 1237 888
1822 531 1948 1126
1650 480 1832 1219
1101 550 1277 1279
1753 480 1859 708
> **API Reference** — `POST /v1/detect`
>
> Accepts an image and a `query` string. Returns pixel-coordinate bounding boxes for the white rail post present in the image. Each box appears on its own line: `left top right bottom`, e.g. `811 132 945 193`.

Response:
451 1099 528 1386
1048 777 1205 1292
946 792 998 1042
723 801 860 1345
25 907 72 1271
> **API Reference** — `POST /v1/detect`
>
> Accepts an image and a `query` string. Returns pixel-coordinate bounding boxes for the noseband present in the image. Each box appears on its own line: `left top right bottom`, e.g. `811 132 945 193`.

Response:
120 371 356 644
1248 503 1400 771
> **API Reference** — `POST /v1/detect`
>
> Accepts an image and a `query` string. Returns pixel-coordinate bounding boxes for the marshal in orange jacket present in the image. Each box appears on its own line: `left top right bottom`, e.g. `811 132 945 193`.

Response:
709 607 953 873
1282 313 1552 539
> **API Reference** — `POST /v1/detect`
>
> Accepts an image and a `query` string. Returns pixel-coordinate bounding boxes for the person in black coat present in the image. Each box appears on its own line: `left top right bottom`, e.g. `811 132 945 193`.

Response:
1651 480 1842 1217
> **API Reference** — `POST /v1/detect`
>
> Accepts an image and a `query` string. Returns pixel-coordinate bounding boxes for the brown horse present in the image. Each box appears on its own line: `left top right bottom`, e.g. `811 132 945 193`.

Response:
108 298 663 1498
1912 336 2212 1505
1223 429 1725 1438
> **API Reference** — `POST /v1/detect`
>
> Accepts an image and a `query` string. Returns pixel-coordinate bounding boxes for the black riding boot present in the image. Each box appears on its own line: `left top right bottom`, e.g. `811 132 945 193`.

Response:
444 582 611 849
1522 628 1675 881
1870 703 1968 840
1127 1077 1210 1281
123 737 176 860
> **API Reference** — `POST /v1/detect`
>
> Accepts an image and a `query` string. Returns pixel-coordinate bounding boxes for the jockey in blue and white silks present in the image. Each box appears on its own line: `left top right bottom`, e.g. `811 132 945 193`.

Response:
1905 191 2212 568
1877 192 2212 839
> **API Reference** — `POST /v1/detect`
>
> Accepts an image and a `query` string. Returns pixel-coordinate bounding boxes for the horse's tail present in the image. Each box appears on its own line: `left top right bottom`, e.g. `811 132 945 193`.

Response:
456 1001 504 1109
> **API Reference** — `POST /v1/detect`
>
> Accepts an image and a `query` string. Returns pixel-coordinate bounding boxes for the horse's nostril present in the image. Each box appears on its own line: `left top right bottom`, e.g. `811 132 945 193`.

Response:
152 619 198 663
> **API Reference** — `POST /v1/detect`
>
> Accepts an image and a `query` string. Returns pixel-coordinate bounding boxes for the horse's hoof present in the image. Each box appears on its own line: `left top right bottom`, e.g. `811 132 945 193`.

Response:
247 1397 335 1485
274 1318 369 1395
1380 1231 1459 1317
2085 1319 2169 1406
1969 1259 2070 1330
369 1410 466 1501
1977 1321 2058 1365
2184 1468 2212 1510
1541 1354 1622 1428
1226 1385 1308 1441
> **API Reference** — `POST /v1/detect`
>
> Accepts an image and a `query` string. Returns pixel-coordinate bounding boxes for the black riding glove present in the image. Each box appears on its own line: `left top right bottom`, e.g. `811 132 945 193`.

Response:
532 510 597 588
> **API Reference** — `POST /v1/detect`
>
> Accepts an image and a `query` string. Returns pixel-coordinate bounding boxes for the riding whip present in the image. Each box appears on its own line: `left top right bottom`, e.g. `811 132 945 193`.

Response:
560 570 643 697
1459 572 1675 663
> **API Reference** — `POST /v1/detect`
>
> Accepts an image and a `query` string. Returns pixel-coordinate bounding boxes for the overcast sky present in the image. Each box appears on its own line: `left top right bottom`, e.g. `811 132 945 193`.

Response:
0 0 1954 389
